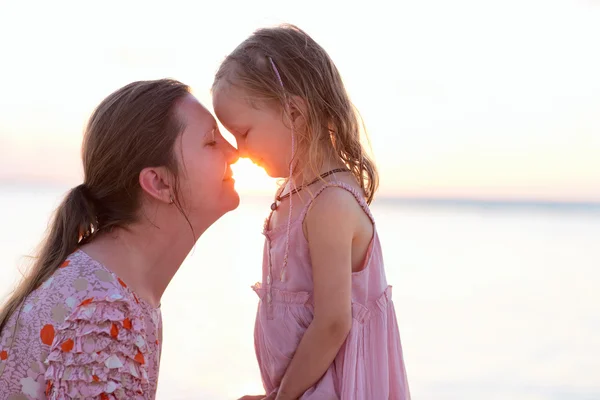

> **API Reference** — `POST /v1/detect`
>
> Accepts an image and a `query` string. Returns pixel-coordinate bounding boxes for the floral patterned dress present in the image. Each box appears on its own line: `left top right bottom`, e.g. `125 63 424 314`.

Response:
0 250 162 399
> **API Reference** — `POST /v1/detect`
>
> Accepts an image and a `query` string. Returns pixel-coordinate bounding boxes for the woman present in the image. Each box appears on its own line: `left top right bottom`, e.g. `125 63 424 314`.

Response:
0 79 239 399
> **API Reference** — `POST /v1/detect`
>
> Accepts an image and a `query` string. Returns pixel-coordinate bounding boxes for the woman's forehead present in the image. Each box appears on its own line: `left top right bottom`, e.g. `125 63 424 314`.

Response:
177 95 217 135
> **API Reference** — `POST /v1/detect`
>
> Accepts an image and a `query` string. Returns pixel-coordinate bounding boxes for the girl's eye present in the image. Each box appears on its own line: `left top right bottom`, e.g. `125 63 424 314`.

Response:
206 140 217 147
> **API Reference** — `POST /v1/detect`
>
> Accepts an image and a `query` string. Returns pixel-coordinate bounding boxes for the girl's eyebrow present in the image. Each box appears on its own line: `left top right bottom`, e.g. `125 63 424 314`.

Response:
220 122 244 136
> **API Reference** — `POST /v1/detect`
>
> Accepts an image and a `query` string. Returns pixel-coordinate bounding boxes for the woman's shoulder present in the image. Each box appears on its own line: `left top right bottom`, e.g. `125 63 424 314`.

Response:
33 250 132 316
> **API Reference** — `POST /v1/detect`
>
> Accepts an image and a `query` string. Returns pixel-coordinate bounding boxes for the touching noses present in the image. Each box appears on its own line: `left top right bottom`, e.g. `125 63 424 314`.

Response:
234 137 251 160
224 140 239 165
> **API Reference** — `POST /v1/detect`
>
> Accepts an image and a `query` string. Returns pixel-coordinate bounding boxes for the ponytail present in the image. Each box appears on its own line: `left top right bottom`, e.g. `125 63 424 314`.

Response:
0 185 96 332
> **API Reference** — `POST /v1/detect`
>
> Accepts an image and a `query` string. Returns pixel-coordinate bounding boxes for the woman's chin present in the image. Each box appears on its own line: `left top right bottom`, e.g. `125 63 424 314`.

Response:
223 186 240 211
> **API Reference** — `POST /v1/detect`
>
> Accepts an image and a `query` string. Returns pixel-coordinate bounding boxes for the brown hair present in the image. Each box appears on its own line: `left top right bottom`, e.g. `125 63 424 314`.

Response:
0 79 191 332
213 24 378 203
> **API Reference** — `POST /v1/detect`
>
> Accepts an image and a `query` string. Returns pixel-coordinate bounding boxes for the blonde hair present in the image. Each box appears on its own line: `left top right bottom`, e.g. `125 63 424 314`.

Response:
213 24 378 203
0 79 191 333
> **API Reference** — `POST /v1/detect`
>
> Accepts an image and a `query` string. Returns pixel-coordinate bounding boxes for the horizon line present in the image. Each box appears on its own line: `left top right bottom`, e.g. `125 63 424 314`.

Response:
1 180 598 209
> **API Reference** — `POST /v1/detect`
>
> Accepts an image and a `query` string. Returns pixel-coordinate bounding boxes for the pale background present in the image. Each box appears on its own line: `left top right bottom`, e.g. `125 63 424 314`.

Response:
1 0 599 399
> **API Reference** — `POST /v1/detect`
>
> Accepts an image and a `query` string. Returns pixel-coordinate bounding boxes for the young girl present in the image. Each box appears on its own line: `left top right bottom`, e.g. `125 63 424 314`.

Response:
213 25 410 399
0 79 239 399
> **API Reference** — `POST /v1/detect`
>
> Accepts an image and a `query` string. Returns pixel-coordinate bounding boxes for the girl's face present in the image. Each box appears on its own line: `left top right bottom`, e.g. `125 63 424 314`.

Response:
212 84 293 178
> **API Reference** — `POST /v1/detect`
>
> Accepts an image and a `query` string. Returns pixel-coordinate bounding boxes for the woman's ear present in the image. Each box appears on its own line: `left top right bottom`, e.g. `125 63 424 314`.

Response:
139 166 173 205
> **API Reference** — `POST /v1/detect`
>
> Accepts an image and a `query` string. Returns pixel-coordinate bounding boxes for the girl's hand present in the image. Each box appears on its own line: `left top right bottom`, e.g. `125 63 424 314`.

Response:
238 395 266 400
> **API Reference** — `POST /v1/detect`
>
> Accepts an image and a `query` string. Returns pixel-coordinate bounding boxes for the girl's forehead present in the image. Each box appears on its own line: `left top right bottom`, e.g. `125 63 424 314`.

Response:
214 85 238 113
215 90 255 125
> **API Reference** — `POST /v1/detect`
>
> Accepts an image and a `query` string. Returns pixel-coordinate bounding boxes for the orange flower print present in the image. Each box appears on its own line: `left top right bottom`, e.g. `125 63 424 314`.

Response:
117 278 127 288
61 339 74 352
60 260 70 268
110 323 119 338
100 393 109 400
93 375 100 382
40 324 55 346
46 380 53 395
79 298 94 306
134 350 145 365
0 350 7 360
123 318 132 330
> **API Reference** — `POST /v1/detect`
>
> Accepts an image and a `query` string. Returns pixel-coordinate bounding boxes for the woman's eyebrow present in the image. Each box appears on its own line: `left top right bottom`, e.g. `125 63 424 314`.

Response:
204 125 217 140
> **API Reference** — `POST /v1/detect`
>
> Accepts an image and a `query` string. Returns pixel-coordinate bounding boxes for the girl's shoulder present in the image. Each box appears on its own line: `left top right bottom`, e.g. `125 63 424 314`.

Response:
302 180 375 226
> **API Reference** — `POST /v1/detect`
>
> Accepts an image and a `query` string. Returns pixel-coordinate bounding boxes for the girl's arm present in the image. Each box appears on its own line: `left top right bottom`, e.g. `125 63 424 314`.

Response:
276 188 358 400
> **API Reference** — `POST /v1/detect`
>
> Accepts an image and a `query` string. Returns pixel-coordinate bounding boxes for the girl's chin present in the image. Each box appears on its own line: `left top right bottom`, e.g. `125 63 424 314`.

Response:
265 169 288 179
252 159 287 179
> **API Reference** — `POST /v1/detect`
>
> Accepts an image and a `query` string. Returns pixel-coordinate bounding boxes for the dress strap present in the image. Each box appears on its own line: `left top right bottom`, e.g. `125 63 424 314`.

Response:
298 181 375 225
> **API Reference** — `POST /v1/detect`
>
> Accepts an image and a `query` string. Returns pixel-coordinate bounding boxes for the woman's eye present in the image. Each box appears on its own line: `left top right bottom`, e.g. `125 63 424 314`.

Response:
207 140 217 147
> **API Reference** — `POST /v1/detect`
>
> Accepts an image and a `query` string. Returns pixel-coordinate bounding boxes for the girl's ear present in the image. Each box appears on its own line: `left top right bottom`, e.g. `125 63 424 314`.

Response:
289 95 308 126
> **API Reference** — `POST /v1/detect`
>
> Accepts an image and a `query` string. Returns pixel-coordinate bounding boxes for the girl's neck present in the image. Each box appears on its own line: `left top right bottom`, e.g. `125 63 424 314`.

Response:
291 157 348 187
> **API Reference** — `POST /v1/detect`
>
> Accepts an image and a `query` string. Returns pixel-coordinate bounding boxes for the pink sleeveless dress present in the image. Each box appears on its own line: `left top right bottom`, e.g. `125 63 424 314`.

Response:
252 182 411 399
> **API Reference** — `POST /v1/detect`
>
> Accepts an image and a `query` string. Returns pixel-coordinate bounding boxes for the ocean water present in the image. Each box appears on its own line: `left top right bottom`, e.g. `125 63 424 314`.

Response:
1 184 599 400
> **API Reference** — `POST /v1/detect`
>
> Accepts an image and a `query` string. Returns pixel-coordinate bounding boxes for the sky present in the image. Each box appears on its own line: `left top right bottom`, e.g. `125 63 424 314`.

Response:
0 0 599 201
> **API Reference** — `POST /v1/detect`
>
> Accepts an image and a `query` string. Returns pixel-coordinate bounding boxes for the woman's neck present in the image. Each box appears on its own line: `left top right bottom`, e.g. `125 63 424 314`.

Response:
81 219 195 308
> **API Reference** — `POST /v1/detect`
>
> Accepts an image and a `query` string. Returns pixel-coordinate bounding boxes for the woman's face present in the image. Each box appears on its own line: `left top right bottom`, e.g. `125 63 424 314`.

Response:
173 94 240 232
